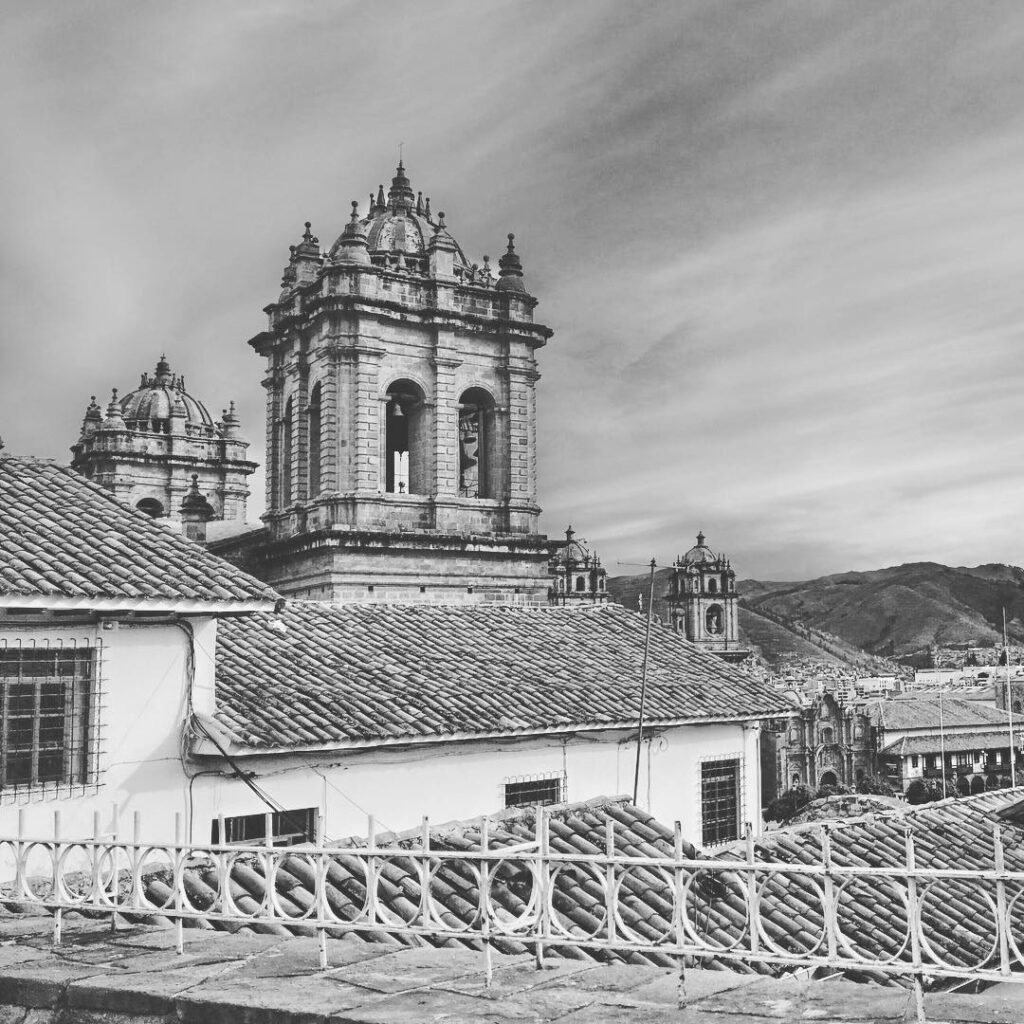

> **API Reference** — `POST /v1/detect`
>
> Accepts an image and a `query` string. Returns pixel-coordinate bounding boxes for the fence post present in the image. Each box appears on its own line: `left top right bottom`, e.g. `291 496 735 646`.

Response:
52 810 62 948
605 818 617 945
994 822 1011 977
745 822 760 959
675 821 686 1009
534 810 548 970
904 826 926 1023
820 824 836 967
174 812 184 955
481 816 493 988
110 804 119 932
366 816 377 928
317 813 328 971
131 810 142 913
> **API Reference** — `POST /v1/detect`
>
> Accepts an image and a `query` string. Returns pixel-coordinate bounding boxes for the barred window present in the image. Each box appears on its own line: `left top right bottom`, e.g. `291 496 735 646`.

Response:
0 648 94 791
504 773 564 809
211 808 316 847
701 758 741 846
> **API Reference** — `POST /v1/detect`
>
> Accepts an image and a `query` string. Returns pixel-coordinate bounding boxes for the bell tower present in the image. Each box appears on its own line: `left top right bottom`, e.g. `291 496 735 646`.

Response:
668 532 748 662
246 163 553 603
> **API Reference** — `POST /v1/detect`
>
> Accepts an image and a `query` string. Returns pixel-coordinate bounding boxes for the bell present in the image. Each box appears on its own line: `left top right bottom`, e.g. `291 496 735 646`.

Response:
391 399 404 418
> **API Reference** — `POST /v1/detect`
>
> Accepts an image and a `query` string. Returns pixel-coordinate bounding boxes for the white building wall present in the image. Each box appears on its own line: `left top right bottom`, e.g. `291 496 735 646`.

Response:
0 617 216 871
188 720 760 852
0 614 763 873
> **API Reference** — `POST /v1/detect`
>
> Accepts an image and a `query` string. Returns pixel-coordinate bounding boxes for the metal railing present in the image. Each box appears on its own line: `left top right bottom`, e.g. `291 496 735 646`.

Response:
3 808 1024 1020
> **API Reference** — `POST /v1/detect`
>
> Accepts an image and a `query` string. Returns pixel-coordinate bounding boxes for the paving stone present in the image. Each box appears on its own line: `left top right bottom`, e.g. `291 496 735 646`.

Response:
926 984 1024 1023
0 963 110 1009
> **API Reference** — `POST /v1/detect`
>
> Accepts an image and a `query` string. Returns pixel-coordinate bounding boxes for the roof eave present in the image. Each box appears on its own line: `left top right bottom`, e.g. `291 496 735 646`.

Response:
0 594 279 616
190 710 790 759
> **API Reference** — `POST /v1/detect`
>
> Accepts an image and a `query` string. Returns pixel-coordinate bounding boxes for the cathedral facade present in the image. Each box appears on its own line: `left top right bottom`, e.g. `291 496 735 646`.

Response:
70 357 254 522
241 163 553 603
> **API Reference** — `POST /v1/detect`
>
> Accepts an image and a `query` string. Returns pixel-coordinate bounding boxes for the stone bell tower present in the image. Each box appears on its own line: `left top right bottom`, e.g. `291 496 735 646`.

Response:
667 532 748 662
246 162 553 603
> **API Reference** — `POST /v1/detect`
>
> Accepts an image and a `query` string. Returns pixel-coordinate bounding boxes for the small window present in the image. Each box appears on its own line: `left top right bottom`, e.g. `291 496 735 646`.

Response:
136 498 164 518
0 648 95 791
504 773 564 808
211 808 316 846
911 755 919 768
575 576 586 592
820 726 834 745
707 578 718 594
701 758 741 846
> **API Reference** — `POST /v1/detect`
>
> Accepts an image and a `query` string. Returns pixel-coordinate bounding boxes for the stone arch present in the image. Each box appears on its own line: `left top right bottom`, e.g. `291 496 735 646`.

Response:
384 379 428 495
705 604 723 635
307 381 322 498
970 774 986 794
280 396 294 505
707 577 718 594
458 386 498 499
818 770 838 789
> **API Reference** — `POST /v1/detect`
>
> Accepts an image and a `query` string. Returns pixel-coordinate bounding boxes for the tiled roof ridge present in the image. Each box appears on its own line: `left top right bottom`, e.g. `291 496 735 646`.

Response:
342 794 637 849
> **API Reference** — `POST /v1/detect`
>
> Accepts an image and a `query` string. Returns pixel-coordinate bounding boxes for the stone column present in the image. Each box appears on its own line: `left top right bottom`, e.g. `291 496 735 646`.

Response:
354 345 384 493
432 348 461 497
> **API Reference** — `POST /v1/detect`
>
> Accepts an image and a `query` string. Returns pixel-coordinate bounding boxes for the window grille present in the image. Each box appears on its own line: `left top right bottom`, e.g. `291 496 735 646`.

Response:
504 772 564 809
211 807 317 846
700 758 741 846
0 643 99 797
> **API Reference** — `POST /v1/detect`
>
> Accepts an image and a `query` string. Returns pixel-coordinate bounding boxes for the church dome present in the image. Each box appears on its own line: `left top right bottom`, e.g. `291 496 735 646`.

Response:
680 531 719 565
329 162 470 272
119 357 217 436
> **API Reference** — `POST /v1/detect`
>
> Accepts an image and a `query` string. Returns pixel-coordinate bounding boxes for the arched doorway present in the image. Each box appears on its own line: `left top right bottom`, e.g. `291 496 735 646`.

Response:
818 770 838 789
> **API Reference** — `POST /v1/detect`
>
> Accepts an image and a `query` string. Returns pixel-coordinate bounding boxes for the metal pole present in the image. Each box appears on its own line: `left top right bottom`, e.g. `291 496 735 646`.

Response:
1006 608 1016 785
633 559 657 805
938 687 947 799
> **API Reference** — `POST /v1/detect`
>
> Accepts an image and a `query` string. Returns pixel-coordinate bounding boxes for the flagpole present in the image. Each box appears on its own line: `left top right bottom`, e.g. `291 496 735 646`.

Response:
1006 607 1016 785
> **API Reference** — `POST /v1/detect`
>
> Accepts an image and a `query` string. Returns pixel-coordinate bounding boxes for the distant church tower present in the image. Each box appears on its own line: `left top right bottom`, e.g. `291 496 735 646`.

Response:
71 356 255 522
246 162 553 603
548 526 608 604
668 532 748 662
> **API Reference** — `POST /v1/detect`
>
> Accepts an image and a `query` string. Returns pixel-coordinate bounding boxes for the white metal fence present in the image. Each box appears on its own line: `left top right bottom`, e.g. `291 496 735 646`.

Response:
3 809 1024 1020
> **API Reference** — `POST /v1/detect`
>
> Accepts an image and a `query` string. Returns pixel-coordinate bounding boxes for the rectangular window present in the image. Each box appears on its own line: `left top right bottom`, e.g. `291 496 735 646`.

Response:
701 758 741 846
504 773 564 809
911 755 919 769
211 808 317 846
0 648 94 791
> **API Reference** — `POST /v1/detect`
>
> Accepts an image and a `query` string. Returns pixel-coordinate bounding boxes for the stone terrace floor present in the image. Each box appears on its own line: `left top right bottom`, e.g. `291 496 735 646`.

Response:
3 917 1024 1023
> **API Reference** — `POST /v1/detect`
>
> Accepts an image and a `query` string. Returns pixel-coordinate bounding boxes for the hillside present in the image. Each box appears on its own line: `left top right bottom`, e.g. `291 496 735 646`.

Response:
605 570 879 671
740 562 1024 661
607 561 1024 670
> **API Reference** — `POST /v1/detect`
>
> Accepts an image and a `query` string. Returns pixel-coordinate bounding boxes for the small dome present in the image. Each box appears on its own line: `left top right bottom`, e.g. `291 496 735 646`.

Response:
680 531 721 566
118 358 217 435
329 162 470 273
550 525 600 568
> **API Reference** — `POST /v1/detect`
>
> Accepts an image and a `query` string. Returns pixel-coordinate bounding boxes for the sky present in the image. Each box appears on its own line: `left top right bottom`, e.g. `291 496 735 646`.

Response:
3 1 1024 580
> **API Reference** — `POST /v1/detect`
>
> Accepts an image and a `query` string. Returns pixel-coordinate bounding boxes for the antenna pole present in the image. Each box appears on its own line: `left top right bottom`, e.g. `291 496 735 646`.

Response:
938 686 947 799
633 559 657 805
1006 608 1016 785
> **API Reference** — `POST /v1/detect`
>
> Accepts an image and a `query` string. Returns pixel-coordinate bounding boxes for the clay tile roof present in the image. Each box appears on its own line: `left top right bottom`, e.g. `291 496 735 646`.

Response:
0 457 278 609
211 602 794 750
881 729 1014 755
867 697 1009 731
